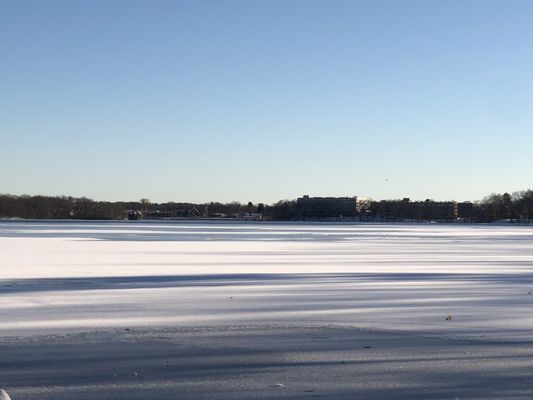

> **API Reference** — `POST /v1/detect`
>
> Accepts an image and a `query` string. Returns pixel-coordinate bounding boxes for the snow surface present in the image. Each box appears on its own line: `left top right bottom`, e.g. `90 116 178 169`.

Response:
1 221 533 339
2 221 533 399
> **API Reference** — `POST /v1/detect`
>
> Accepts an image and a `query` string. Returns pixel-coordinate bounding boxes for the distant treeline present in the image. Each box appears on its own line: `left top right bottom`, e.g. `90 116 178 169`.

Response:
362 190 533 223
0 195 268 220
1 190 533 222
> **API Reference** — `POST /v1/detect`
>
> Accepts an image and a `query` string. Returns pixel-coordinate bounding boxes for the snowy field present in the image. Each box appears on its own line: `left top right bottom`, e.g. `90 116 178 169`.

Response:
1 221 533 399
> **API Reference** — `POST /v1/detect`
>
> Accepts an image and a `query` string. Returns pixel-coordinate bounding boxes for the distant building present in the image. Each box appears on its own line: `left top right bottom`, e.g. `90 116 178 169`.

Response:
419 200 456 220
457 202 475 220
127 210 143 220
232 212 262 220
295 195 357 219
371 199 461 221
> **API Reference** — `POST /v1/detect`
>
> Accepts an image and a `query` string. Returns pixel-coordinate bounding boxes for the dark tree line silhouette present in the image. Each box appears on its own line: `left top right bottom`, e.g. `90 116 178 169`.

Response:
0 194 265 220
1 190 533 222
473 190 533 222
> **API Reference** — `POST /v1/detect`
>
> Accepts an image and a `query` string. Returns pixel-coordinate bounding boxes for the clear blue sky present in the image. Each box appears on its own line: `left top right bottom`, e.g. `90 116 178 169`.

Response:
1 0 532 204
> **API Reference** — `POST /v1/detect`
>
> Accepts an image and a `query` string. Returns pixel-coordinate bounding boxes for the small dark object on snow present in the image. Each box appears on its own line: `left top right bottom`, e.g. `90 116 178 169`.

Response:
528 292 532 295
446 315 453 320
363 345 372 349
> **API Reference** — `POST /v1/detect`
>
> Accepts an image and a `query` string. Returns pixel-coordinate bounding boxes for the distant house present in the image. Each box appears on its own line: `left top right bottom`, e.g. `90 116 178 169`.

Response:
127 210 143 220
295 195 358 219
232 212 262 220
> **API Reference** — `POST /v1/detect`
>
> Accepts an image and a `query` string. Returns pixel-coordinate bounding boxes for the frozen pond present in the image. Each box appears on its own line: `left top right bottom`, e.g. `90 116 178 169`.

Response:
2 221 533 399
1 221 533 340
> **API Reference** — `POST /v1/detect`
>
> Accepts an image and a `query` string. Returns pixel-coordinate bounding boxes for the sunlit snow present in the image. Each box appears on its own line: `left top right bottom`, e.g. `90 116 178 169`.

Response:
1 221 533 340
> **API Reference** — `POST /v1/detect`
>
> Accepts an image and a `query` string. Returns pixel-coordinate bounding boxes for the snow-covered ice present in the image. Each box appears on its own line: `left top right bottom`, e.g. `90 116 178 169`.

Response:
1 221 533 399
2 221 533 339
